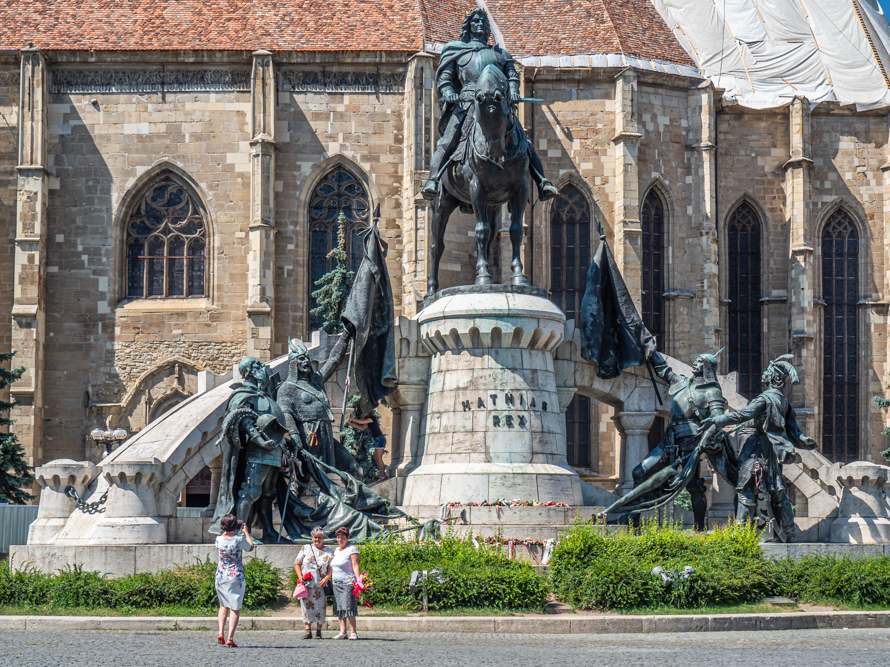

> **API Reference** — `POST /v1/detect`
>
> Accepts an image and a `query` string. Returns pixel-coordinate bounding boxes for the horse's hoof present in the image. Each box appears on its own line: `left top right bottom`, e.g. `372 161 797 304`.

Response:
475 275 493 286
511 274 529 286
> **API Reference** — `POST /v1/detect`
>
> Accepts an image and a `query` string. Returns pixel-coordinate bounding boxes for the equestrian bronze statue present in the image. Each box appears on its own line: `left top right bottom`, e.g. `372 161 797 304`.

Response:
424 8 559 295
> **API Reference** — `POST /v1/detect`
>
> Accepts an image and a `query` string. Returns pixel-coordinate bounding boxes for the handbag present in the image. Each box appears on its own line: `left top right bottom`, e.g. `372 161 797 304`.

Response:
293 581 309 600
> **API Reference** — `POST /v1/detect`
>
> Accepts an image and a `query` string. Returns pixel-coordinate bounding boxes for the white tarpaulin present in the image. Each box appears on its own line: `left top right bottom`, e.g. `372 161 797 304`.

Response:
651 0 890 109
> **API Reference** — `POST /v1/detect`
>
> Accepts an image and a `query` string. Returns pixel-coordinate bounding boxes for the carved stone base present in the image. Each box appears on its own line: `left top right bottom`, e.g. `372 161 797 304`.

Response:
401 288 582 506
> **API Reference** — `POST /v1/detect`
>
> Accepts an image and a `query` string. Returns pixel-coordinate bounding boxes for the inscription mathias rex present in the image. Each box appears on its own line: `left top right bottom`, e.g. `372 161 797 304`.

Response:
459 392 548 429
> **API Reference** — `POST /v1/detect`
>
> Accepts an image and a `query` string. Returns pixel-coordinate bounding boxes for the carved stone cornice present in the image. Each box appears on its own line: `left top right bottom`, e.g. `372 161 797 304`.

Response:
0 71 18 88
278 69 406 93
49 69 251 94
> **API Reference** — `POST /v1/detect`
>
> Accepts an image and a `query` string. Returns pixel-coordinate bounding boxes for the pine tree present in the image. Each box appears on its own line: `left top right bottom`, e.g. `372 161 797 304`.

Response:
310 211 355 334
0 351 34 504
340 393 382 482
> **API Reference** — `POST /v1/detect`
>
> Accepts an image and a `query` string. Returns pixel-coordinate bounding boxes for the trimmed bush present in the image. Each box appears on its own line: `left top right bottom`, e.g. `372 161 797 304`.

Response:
296 534 549 611
549 520 770 611
0 557 281 611
768 554 890 606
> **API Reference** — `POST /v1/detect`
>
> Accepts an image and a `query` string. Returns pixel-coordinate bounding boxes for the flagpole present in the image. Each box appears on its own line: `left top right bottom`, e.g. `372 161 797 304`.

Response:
339 338 355 430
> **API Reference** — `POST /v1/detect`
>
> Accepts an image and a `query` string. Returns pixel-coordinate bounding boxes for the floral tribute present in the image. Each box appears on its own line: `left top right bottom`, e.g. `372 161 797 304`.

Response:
352 572 374 608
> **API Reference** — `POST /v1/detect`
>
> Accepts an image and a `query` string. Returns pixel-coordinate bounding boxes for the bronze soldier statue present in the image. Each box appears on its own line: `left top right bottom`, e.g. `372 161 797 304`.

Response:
632 350 737 531
277 336 359 476
702 355 817 543
211 357 290 543
420 7 559 202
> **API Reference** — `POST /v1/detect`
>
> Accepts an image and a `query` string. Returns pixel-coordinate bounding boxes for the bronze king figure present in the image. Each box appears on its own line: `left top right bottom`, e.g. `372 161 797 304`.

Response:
421 8 558 203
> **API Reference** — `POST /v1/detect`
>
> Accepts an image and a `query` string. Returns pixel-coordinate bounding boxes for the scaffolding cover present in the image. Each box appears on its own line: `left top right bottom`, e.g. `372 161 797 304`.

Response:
651 0 890 109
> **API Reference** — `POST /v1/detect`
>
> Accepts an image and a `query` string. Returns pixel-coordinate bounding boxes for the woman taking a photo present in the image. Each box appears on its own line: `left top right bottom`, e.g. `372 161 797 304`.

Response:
294 526 333 639
330 526 361 640
215 513 254 647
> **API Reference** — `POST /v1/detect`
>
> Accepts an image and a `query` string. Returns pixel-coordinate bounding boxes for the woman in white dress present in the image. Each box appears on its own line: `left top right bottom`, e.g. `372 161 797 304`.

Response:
330 525 361 640
214 513 254 647
294 526 334 639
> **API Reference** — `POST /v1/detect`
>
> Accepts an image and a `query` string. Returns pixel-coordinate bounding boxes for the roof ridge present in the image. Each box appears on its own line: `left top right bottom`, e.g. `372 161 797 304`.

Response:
598 0 627 59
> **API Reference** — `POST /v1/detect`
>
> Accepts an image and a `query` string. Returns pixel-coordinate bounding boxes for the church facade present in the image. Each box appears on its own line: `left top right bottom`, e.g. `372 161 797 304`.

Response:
1 1 887 497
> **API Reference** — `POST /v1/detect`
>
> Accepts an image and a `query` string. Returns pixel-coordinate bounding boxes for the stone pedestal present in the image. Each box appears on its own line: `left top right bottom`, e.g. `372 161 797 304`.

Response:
92 463 166 544
615 411 657 494
28 460 97 544
401 286 582 506
830 462 890 544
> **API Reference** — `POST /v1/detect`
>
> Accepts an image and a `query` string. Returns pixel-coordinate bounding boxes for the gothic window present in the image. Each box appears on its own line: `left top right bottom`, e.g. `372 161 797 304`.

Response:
641 188 666 346
550 183 591 322
308 167 370 331
565 394 591 468
126 178 206 299
821 209 859 463
727 202 762 398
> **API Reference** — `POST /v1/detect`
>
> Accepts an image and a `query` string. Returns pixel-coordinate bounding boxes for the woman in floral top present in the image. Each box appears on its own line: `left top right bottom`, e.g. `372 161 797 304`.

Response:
294 526 334 639
215 513 254 647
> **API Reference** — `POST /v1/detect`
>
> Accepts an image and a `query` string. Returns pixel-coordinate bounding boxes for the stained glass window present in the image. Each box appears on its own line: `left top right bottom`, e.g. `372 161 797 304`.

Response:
821 209 859 463
126 178 206 299
565 394 591 468
550 183 591 323
727 202 762 398
641 189 665 346
308 168 370 331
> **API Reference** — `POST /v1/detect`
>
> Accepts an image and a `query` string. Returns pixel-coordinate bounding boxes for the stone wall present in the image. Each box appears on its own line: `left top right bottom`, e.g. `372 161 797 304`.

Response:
42 81 252 461
5 46 890 477
0 61 17 369
273 66 408 353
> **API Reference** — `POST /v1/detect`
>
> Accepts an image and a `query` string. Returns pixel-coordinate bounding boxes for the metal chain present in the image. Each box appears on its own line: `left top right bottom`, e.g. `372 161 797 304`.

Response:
65 485 108 514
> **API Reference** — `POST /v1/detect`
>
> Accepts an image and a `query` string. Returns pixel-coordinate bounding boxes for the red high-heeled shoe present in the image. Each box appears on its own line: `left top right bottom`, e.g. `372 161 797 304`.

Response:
226 639 238 648
217 634 225 645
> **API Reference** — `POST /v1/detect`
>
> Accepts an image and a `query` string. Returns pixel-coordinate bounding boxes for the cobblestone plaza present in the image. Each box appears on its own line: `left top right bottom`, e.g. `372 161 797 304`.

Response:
1 629 888 667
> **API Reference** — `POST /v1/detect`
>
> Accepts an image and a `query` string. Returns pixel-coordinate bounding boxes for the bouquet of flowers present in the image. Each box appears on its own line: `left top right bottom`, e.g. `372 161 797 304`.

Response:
303 572 313 583
352 572 374 608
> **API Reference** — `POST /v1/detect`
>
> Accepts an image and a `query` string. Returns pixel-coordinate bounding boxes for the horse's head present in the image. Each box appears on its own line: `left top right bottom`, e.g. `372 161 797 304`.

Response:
474 64 510 132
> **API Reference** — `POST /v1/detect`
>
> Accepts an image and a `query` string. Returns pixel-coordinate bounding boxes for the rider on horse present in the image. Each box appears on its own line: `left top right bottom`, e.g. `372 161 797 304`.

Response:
420 8 560 203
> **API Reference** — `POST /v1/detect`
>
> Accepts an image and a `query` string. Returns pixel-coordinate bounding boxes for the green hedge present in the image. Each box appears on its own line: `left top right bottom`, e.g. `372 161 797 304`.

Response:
767 554 890 606
290 535 549 612
549 520 770 611
0 558 281 611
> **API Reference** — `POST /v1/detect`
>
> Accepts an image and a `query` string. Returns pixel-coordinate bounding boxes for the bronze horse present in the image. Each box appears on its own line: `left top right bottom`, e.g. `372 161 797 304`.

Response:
427 65 530 295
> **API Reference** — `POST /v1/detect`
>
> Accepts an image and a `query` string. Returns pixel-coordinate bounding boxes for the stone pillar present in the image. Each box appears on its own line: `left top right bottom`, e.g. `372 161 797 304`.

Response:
389 383 428 476
246 50 276 360
27 460 97 544
881 150 890 449
401 53 436 315
614 411 656 494
402 286 582 506
11 48 48 468
612 69 643 311
686 82 719 352
830 462 890 543
203 456 223 516
92 463 166 544
784 96 817 435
